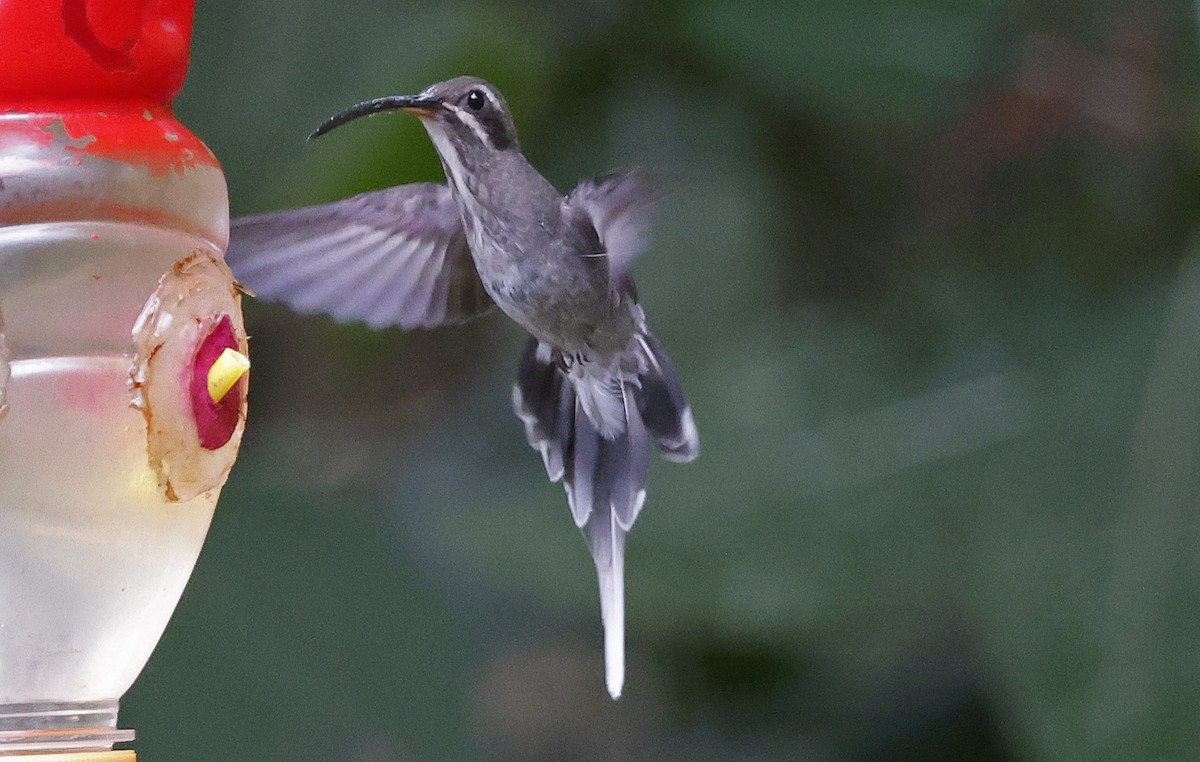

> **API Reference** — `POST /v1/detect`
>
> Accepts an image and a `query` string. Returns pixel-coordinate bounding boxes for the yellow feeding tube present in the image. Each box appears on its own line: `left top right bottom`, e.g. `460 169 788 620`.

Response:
206 347 250 403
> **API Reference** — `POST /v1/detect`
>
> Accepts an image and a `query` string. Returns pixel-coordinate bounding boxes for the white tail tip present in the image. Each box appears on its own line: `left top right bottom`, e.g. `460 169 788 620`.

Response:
604 611 625 699
598 540 626 700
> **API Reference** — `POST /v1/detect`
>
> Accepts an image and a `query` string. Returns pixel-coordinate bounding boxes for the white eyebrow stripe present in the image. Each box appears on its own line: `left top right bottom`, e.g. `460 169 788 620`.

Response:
442 102 493 147
481 86 501 110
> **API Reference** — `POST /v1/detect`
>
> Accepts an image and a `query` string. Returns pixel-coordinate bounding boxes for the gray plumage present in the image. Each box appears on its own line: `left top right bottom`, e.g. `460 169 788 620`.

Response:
224 75 699 699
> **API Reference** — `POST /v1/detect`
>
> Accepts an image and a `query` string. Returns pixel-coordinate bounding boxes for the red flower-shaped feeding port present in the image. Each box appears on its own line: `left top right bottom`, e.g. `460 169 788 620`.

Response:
190 315 244 450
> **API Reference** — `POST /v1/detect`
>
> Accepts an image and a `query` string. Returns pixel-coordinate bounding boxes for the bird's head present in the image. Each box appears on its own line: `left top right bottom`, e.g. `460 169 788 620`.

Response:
308 76 520 157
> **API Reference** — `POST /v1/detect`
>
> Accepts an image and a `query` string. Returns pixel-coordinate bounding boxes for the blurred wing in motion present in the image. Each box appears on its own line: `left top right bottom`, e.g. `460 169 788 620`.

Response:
226 183 493 330
565 168 658 280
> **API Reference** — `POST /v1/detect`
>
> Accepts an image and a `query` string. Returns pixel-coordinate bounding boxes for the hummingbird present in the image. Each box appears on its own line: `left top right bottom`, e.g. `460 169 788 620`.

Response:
224 75 699 699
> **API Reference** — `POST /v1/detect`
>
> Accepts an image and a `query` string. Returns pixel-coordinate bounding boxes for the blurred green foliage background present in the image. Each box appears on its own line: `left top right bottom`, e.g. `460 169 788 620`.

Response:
124 0 1200 759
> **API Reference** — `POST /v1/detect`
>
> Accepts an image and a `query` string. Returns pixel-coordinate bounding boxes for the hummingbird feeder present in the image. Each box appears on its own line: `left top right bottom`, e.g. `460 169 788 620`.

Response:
0 0 247 757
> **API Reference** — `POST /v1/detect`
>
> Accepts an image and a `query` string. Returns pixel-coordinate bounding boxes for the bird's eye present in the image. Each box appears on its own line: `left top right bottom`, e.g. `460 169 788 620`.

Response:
466 89 486 111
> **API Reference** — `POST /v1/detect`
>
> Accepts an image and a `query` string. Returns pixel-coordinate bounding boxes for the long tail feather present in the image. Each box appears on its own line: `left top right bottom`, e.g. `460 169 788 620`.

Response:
511 330 698 699
513 339 573 484
635 332 699 462
590 498 626 699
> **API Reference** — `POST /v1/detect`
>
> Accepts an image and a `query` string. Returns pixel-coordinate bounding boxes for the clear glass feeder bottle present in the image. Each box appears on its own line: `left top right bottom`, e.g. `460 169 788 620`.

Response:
0 1 248 757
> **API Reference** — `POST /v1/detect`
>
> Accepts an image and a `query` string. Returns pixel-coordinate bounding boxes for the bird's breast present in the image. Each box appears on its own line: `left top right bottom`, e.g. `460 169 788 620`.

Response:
466 227 621 350
448 175 627 351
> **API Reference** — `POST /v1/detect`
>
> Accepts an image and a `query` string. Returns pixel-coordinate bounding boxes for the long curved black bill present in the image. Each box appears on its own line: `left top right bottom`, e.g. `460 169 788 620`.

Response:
307 95 441 142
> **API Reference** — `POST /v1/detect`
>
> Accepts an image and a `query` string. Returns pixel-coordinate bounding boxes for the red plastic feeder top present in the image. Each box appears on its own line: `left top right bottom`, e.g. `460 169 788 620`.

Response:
0 0 216 174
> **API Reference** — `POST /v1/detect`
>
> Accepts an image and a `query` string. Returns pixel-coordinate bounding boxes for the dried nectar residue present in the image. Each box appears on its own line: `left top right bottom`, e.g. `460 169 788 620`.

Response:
42 118 97 150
